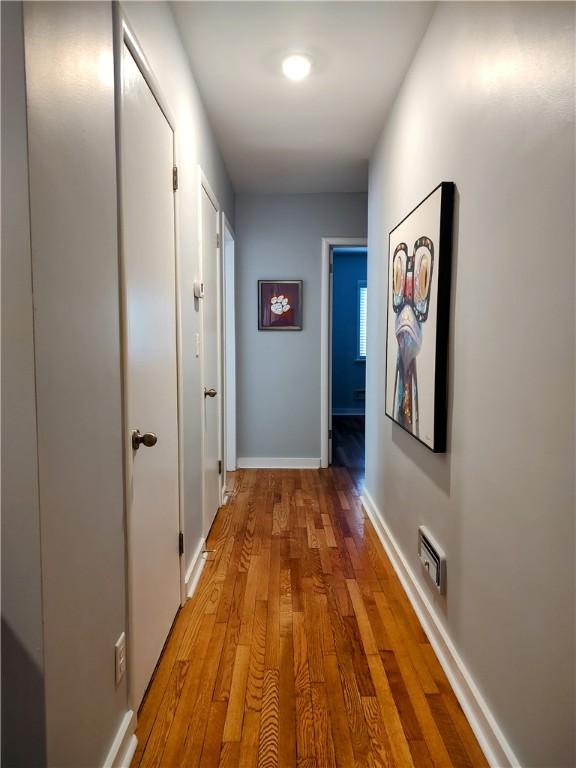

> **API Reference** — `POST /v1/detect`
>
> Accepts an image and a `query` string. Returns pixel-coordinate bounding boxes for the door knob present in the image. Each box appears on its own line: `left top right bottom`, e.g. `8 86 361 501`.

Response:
132 429 158 450
204 388 217 398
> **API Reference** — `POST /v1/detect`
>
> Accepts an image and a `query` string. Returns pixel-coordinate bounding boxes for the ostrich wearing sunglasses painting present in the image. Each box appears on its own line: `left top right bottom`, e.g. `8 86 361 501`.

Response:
391 236 434 436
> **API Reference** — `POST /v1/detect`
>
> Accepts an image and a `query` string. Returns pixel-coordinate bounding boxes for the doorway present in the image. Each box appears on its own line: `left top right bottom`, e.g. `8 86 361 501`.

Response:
320 237 367 471
118 22 182 710
330 246 367 472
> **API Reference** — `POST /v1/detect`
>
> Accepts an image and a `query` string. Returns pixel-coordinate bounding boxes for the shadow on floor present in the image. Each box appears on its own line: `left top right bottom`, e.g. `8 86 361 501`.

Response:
331 414 365 475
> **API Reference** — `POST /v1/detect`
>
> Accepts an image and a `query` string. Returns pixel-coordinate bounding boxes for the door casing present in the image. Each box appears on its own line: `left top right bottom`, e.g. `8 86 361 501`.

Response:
320 237 368 468
222 214 236 475
198 168 224 536
114 9 186 714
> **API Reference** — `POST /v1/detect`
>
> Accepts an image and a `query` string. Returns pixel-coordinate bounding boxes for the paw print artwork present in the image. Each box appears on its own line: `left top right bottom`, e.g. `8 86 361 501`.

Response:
258 280 302 330
270 295 291 315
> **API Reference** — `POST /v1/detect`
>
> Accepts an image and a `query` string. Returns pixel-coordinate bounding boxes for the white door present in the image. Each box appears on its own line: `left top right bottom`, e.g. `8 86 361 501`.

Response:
201 184 221 535
122 42 181 709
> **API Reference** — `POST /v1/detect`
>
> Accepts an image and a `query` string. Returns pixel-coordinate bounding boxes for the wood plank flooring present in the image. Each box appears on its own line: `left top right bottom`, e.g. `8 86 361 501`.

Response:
331 416 365 470
131 469 488 767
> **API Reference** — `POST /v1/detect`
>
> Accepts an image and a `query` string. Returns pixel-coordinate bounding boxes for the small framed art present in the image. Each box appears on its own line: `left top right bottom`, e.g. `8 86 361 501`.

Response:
258 280 303 331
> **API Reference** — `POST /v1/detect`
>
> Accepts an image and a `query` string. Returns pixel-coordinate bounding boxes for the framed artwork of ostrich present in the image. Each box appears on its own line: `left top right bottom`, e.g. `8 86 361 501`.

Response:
385 182 454 452
258 280 303 330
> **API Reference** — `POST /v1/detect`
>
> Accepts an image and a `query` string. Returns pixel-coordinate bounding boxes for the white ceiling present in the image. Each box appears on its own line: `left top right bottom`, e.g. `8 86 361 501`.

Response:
172 2 435 194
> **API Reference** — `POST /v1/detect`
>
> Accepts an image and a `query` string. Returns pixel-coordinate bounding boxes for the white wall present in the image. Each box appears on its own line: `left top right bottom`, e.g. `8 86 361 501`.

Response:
1 3 46 764
123 2 234 570
23 3 127 765
366 3 575 766
236 193 367 462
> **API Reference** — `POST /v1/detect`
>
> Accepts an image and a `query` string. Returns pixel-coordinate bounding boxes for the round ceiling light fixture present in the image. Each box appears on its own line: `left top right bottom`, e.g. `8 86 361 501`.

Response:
282 54 312 82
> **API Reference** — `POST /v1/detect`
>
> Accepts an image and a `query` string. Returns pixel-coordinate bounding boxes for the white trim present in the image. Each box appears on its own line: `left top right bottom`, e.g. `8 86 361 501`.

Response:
361 488 520 768
102 710 137 768
198 166 224 539
118 13 176 131
237 457 321 469
171 69 185 611
185 536 207 599
199 168 220 212
320 237 367 468
118 737 137 768
222 214 236 473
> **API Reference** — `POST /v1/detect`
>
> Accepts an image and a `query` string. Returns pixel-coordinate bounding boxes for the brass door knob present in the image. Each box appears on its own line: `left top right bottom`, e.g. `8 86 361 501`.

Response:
204 388 217 398
132 429 158 450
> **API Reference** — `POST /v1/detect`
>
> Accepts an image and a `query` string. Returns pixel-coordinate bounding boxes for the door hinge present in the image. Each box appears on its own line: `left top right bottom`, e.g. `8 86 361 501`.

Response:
328 429 333 439
173 165 178 191
178 531 184 556
216 232 221 248
218 459 222 475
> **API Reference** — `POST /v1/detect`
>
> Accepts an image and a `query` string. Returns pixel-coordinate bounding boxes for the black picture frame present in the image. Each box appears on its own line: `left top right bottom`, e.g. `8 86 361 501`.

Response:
258 280 303 331
384 181 454 453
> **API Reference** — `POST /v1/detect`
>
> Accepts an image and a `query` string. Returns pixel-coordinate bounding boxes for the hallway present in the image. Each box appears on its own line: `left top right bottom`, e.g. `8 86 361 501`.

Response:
132 468 487 767
4 2 575 765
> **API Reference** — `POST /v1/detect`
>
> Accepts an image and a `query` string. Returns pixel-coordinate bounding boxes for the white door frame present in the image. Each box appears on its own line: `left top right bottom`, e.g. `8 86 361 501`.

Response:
114 7 185 714
197 167 224 535
222 214 236 475
320 237 368 468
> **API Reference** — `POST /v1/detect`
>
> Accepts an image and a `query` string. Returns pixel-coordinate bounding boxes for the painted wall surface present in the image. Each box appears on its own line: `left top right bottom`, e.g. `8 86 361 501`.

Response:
366 3 575 766
236 193 367 461
332 249 367 415
1 3 46 765
23 3 127 765
123 2 235 567
16 3 235 764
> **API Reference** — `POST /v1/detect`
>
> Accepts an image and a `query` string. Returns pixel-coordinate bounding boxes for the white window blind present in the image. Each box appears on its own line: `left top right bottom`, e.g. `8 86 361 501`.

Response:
358 282 367 359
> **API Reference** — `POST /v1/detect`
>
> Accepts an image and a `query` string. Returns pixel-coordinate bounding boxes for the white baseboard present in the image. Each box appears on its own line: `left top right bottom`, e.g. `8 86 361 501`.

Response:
117 735 137 768
185 536 206 599
102 710 137 768
221 485 231 506
237 457 321 469
361 488 520 768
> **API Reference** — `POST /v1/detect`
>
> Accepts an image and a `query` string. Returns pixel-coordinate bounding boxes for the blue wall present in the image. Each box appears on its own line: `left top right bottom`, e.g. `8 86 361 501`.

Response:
332 248 367 415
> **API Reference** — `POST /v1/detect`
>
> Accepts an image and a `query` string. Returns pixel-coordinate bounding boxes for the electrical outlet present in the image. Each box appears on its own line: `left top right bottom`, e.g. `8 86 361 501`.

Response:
115 632 126 686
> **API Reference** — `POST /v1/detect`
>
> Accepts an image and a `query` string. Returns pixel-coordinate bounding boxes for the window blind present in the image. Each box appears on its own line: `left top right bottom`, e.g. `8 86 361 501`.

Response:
358 284 367 358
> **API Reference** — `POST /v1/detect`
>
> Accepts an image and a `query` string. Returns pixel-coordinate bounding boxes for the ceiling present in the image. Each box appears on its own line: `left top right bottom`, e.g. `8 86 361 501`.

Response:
172 2 435 194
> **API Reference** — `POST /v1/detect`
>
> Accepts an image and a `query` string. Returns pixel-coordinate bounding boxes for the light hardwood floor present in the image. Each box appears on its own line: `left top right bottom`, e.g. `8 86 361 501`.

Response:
131 468 488 767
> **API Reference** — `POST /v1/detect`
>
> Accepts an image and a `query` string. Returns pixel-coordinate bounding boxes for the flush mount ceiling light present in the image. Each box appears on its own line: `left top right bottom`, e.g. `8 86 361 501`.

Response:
282 54 312 82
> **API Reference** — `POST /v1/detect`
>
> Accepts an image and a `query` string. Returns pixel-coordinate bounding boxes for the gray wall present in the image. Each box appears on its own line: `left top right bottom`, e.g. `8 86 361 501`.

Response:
1 3 46 765
123 2 235 568
366 3 575 766
2 3 235 765
236 193 367 461
23 2 127 765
